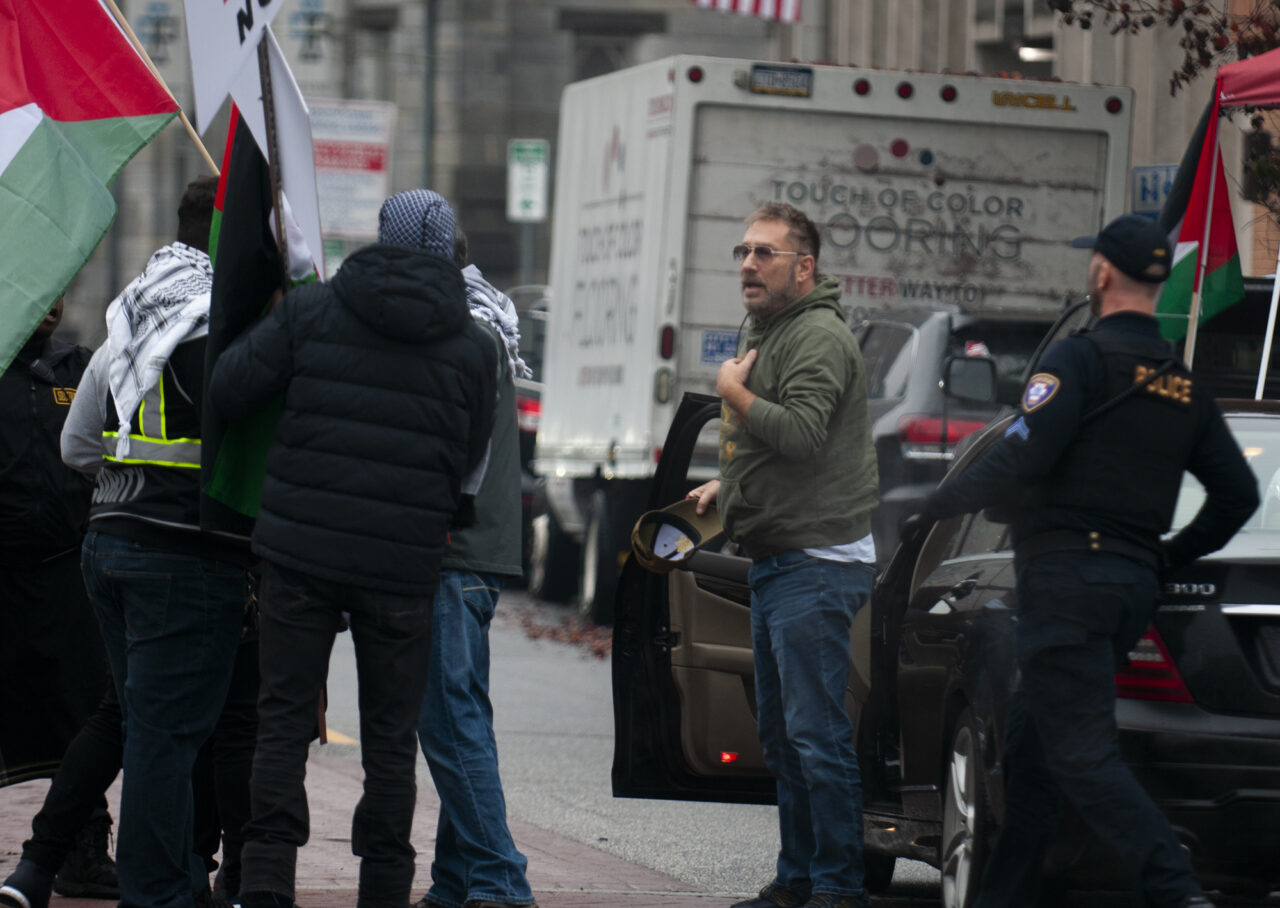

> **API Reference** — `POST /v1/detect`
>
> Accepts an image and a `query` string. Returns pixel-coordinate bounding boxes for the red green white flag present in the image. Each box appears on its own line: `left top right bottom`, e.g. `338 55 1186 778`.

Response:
0 0 178 370
1156 93 1244 343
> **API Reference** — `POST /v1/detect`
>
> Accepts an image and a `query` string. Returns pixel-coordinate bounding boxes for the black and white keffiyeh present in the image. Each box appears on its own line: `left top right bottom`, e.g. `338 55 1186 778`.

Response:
461 264 531 380
104 242 212 458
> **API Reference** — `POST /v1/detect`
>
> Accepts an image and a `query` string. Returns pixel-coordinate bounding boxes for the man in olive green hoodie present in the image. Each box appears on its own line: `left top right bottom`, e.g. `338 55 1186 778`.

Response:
689 203 878 908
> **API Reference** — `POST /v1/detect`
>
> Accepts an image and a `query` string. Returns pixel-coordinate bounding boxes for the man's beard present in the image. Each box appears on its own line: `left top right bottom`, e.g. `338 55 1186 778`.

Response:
743 266 800 318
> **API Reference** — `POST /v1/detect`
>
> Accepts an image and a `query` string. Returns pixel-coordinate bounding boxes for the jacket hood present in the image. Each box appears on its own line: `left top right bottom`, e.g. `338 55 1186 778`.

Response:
330 243 469 342
746 273 844 341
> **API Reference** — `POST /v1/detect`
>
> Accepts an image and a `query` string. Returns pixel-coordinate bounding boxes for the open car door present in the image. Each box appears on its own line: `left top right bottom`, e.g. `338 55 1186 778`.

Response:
611 392 877 804
611 392 774 802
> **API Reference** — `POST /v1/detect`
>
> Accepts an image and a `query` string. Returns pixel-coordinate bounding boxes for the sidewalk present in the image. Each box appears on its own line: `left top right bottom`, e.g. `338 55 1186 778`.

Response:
0 750 726 908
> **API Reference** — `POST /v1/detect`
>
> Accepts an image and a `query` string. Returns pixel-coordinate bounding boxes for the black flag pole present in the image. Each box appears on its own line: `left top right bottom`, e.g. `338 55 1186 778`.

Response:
257 34 290 290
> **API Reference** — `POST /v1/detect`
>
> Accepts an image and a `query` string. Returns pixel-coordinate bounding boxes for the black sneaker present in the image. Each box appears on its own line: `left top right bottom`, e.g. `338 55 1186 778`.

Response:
52 811 118 899
1 858 56 908
731 882 809 908
802 892 870 908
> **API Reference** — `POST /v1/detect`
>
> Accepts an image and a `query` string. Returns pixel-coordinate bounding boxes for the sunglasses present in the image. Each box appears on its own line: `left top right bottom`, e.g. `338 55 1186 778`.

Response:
732 244 807 264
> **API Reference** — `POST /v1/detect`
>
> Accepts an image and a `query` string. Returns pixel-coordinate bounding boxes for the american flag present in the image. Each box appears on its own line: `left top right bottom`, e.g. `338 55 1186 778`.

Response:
691 0 802 23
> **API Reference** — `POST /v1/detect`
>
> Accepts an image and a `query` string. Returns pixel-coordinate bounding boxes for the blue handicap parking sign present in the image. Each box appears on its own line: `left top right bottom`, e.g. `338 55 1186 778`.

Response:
701 330 739 365
1131 164 1178 222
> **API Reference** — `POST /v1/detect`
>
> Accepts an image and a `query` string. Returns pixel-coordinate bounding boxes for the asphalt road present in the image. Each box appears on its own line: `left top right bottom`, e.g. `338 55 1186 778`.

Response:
320 588 945 904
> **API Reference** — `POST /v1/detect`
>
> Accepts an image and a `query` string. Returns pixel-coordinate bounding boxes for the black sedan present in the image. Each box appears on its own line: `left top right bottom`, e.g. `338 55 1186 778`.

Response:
611 390 1280 906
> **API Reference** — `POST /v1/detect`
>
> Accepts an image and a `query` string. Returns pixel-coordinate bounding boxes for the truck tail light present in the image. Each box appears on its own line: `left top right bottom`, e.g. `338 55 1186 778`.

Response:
1105 96 1124 114
1116 627 1193 703
940 85 958 102
687 65 704 84
660 325 675 359
896 81 914 99
516 395 541 433
853 78 871 96
897 416 987 462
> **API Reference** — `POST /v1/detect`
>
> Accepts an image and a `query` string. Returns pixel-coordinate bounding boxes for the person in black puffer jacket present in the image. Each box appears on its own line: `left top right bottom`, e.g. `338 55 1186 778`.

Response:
208 190 496 908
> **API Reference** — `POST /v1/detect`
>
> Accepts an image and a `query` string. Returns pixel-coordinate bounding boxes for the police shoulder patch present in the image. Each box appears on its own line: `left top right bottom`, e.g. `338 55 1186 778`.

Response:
1021 373 1061 413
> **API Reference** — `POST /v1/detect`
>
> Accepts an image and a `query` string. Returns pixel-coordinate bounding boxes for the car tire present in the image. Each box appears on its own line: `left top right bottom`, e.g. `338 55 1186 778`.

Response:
528 511 578 603
940 707 991 908
578 489 617 625
863 851 896 894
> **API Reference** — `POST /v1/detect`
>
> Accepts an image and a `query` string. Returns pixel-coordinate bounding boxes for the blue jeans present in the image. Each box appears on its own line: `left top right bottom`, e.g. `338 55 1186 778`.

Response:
417 571 533 907
749 551 875 899
82 530 245 908
974 552 1201 908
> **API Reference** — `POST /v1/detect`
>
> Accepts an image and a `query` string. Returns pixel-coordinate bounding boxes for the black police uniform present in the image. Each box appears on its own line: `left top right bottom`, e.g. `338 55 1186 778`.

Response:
921 311 1259 908
0 334 102 783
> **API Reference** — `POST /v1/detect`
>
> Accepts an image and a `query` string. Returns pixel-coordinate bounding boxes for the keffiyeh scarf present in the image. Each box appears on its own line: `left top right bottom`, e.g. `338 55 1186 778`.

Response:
461 264 531 379
104 242 212 458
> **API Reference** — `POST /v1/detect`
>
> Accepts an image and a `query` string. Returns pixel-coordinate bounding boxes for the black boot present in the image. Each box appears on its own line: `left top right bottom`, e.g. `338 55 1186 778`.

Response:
52 810 119 899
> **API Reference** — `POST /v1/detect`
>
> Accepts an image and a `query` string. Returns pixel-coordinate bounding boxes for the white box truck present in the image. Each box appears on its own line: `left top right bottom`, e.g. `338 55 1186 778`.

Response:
531 55 1134 621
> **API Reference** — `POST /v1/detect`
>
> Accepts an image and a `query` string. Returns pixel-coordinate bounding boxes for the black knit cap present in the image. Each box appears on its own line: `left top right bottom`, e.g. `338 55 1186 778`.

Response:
1071 214 1172 284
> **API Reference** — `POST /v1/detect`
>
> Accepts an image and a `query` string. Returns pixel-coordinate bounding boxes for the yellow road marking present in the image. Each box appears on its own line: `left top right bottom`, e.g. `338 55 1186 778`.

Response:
326 729 359 744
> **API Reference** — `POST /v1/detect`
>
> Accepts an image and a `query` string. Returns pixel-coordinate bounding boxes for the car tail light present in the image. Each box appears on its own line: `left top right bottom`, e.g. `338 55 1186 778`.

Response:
516 396 541 433
897 416 987 461
1115 627 1193 703
720 751 738 764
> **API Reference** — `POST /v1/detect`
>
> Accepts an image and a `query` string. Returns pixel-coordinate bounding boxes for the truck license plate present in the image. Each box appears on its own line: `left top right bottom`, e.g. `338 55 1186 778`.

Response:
749 64 813 97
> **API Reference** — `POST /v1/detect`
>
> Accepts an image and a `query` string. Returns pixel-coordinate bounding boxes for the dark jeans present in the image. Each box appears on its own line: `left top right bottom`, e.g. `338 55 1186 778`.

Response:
193 630 261 895
749 551 876 899
417 571 533 908
973 551 1202 908
83 530 245 908
21 677 121 875
240 561 432 908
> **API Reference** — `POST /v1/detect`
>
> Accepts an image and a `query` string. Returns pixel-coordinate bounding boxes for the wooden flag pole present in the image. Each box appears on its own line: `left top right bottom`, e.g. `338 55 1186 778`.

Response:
257 36 291 291
100 0 219 177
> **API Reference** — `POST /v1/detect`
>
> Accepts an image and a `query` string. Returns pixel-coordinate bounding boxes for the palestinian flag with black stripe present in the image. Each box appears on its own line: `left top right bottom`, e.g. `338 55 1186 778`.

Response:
1156 97 1245 343
201 104 284 534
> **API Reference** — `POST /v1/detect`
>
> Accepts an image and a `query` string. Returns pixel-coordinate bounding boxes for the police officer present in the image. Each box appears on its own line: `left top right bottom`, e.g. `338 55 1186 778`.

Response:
917 214 1259 908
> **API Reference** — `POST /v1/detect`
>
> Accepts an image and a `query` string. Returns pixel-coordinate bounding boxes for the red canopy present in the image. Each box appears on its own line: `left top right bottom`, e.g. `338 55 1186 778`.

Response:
1218 46 1280 109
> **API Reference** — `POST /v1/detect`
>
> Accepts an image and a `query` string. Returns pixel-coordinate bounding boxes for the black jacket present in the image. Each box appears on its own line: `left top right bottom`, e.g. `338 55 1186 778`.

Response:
0 336 93 561
924 312 1258 569
209 243 497 595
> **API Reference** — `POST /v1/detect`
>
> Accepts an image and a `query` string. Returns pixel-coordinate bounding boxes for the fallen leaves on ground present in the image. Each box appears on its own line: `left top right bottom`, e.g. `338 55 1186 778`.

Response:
499 598 612 659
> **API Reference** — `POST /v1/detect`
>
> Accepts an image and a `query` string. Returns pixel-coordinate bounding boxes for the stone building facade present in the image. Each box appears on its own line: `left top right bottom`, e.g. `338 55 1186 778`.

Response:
60 0 1269 342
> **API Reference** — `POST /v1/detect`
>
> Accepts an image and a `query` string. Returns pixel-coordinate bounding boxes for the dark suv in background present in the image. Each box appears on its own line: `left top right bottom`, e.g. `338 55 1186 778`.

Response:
853 305 1057 557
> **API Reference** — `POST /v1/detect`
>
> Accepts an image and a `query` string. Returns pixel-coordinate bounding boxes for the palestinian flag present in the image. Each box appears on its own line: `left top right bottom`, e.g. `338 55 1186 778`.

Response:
1156 94 1244 343
201 105 284 534
0 0 178 370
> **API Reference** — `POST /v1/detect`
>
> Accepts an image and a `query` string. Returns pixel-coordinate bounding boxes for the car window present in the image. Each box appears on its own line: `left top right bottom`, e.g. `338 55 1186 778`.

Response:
859 322 916 400
1172 414 1280 535
955 509 1009 556
516 307 546 380
949 320 1053 403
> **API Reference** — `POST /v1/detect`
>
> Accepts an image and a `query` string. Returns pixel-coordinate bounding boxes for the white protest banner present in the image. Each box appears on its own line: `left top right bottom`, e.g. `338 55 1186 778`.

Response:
309 100 396 239
229 26 324 278
183 0 287 134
